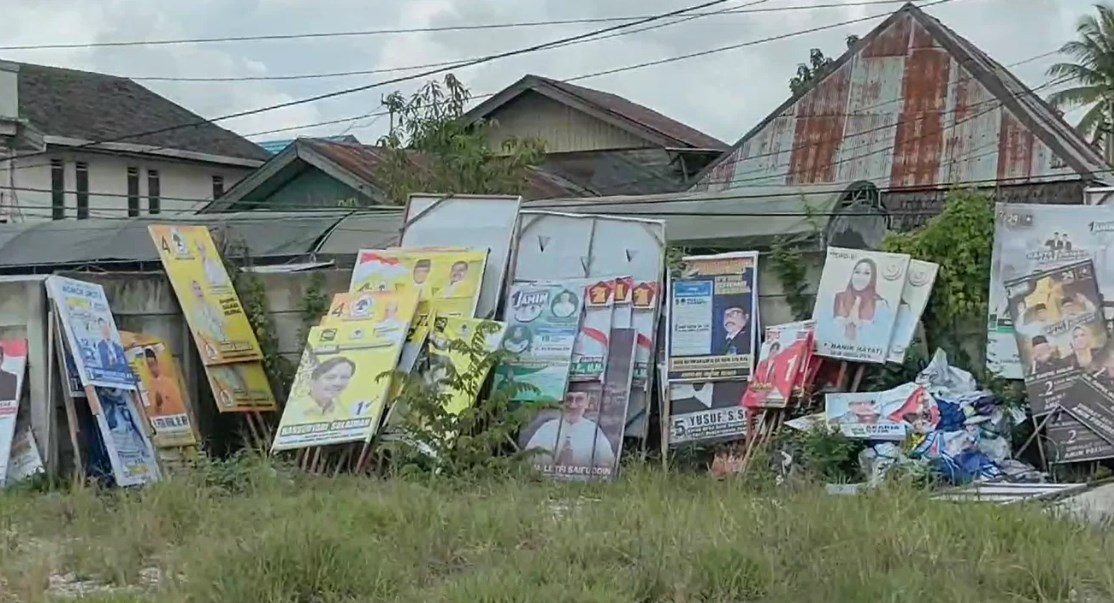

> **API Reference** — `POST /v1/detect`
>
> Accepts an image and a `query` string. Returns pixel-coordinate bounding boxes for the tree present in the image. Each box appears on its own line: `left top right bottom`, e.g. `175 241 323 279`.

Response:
373 74 545 204
1046 3 1114 158
788 35 860 95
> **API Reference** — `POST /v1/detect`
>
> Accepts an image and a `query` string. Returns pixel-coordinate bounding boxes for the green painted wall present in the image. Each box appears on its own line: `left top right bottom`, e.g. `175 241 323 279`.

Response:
244 167 375 209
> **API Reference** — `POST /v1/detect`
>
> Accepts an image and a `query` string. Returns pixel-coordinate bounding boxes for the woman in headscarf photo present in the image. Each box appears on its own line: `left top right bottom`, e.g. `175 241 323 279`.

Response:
829 257 893 343
1069 325 1104 370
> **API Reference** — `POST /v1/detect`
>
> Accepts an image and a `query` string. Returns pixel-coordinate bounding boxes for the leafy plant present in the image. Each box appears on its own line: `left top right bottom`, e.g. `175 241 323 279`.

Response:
788 35 860 95
382 320 540 479
298 271 331 344
220 238 296 402
375 74 546 204
883 189 994 357
775 423 865 483
767 241 811 321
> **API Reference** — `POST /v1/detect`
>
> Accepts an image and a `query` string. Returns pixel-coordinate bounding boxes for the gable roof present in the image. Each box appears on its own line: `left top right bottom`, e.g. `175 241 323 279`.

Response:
690 3 1112 191
257 135 360 156
12 62 268 162
202 138 594 212
463 74 727 150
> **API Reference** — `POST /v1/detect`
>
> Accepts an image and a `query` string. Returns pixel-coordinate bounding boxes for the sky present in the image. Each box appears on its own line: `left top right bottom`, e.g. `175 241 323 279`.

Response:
0 0 1091 147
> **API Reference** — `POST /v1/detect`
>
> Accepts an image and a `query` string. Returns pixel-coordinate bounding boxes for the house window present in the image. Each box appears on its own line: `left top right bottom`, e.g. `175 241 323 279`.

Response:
127 167 140 217
212 175 224 200
50 159 65 220
75 162 89 220
147 169 161 214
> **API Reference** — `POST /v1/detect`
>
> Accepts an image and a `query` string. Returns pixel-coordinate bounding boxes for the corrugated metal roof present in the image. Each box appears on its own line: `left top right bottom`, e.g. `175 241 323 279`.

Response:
690 3 1112 193
256 135 359 156
526 183 846 247
463 74 727 150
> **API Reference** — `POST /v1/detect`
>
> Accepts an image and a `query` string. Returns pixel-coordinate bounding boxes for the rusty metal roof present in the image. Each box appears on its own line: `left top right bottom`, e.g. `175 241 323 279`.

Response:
690 2 1112 194
463 74 727 150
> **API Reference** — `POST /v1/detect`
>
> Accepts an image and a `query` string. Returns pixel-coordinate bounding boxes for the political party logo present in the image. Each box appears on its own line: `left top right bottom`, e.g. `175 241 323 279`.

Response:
511 288 549 323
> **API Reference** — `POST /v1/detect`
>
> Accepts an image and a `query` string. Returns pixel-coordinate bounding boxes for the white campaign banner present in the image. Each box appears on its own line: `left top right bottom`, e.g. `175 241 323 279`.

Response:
987 203 1114 379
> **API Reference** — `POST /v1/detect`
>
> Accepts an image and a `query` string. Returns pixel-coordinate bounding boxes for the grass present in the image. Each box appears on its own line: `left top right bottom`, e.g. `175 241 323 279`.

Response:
1 456 1113 602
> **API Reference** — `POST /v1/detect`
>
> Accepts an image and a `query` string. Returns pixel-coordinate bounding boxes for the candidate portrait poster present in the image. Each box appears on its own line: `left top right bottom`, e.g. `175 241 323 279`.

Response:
825 383 936 441
741 321 813 409
988 203 1114 379
272 322 407 451
1004 259 1105 416
348 248 487 319
86 387 161 487
494 280 586 403
667 381 748 445
667 252 758 382
120 332 197 448
519 328 635 481
149 225 263 366
46 276 137 390
812 247 910 363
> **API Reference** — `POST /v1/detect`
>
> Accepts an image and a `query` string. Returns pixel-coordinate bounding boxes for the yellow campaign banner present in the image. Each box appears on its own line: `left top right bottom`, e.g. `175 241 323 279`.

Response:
205 362 277 413
319 290 419 330
348 249 487 319
120 331 199 448
272 323 407 451
148 225 263 365
427 316 508 415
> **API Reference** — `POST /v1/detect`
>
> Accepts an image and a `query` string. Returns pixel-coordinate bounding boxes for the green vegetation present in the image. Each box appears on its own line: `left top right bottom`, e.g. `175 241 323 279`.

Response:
374 74 546 204
1 457 1112 602
1047 3 1114 150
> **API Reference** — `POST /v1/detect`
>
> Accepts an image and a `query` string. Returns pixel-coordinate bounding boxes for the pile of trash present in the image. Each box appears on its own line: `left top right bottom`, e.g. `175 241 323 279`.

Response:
788 350 1043 488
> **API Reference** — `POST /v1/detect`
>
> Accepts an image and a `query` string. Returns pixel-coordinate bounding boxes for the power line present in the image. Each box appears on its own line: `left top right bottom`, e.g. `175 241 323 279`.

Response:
0 0 916 53
0 0 745 168
4 76 1070 209
4 0 951 173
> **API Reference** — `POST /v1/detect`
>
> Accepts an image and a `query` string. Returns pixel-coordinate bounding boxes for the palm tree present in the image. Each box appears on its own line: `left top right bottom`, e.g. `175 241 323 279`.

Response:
1047 4 1114 157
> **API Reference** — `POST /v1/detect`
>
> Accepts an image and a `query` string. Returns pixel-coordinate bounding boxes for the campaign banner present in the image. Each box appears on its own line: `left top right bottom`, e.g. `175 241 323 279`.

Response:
86 387 161 487
520 328 635 481
425 316 508 416
988 203 1114 379
148 225 263 365
0 340 26 487
120 332 197 448
6 423 44 485
667 381 747 445
631 280 660 386
349 248 487 319
1046 410 1114 463
812 247 910 363
1005 260 1105 416
825 383 935 441
205 363 278 413
742 321 814 409
569 279 616 382
668 252 758 382
46 276 136 389
61 343 86 398
272 323 408 451
494 280 586 403
886 259 939 364
321 290 423 372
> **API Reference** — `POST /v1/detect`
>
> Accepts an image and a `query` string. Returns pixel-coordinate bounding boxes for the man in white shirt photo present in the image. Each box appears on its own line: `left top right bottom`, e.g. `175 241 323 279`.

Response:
523 390 615 471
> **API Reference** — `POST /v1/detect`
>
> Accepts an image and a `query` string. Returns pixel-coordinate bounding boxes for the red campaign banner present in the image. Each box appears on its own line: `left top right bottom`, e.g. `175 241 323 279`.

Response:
742 322 814 409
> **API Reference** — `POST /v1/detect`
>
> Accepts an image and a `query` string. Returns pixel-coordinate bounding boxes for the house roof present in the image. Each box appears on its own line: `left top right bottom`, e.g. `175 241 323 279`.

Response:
539 148 701 196
463 74 727 150
12 62 268 162
203 138 594 212
257 135 360 156
690 2 1112 190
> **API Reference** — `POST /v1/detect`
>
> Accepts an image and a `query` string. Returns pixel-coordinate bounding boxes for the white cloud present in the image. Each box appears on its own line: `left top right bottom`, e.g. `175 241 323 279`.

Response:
0 0 1097 147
